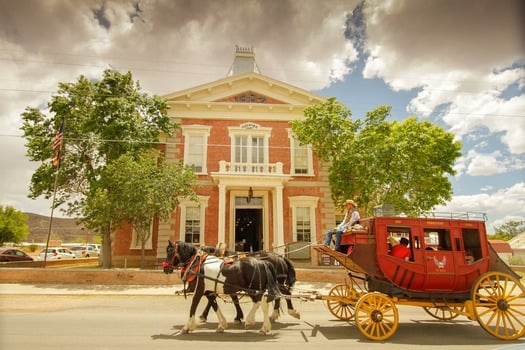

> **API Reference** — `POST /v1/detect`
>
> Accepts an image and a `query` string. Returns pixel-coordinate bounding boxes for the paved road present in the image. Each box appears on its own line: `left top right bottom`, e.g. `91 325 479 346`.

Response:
1 283 524 350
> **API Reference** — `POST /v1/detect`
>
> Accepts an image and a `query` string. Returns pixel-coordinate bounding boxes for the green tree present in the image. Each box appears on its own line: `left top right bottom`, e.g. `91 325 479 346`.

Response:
489 220 525 241
20 69 177 268
84 151 198 269
0 206 29 244
291 98 462 215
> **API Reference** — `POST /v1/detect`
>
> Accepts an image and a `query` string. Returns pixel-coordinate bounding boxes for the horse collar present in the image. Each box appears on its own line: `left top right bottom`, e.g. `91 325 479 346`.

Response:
181 252 209 283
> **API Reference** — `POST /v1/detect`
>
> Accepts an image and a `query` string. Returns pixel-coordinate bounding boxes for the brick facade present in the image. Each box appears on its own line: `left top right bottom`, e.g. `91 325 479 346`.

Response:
112 70 338 268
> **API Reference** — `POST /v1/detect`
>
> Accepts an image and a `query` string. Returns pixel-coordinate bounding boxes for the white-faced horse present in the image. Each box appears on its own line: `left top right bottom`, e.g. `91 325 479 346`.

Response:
163 240 281 334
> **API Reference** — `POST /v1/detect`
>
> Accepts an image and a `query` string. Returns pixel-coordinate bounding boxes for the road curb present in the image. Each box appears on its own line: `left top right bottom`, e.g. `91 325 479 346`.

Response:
0 266 348 285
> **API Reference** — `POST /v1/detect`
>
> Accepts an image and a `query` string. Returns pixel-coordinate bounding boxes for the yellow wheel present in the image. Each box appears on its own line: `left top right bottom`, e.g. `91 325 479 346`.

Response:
325 283 355 320
423 305 464 320
471 272 525 340
355 292 399 341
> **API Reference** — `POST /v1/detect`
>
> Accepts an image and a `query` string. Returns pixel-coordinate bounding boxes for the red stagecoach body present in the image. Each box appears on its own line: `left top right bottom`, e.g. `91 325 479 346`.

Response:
336 215 517 297
314 214 524 341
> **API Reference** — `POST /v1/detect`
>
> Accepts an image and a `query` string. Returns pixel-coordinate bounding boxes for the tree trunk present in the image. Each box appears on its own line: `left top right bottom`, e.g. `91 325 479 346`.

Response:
140 241 146 270
101 222 112 268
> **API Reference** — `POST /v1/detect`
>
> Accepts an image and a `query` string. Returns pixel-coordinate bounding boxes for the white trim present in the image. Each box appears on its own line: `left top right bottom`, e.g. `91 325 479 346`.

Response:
130 221 153 250
289 196 319 243
178 196 209 245
181 125 211 174
228 124 272 164
287 129 314 176
228 189 269 251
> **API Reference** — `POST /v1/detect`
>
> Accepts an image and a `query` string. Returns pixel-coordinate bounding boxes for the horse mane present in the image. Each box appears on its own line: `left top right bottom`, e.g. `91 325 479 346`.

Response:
174 241 198 264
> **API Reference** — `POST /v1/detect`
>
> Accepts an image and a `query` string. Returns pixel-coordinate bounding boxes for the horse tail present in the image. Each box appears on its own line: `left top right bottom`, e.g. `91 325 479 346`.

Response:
283 256 297 287
264 262 281 303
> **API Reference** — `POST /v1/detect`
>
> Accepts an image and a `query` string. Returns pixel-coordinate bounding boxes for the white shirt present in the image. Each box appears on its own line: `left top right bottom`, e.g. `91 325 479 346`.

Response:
337 209 360 231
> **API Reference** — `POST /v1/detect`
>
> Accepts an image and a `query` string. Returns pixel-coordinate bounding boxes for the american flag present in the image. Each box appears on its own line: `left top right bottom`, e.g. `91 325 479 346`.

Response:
52 120 64 167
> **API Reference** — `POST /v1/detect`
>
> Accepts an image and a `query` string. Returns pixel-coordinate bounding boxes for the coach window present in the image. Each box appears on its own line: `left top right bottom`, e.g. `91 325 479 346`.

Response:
462 228 482 261
424 228 452 251
387 226 412 253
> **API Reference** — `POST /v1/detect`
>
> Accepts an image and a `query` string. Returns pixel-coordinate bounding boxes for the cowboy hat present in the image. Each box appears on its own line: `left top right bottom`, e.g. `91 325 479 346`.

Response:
343 199 357 207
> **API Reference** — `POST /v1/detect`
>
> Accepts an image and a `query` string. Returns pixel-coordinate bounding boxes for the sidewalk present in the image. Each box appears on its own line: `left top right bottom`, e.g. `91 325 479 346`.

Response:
0 281 335 296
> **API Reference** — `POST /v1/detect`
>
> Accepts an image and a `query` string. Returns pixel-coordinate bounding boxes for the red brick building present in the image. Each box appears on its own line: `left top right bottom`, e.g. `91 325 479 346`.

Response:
112 47 340 267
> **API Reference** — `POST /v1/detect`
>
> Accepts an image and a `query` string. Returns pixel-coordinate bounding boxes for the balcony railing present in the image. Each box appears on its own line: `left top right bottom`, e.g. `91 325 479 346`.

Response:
218 160 284 175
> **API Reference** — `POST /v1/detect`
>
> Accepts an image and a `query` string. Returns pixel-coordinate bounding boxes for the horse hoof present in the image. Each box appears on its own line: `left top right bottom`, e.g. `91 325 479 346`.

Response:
258 329 271 335
233 319 242 325
216 327 225 333
178 328 189 335
198 316 207 323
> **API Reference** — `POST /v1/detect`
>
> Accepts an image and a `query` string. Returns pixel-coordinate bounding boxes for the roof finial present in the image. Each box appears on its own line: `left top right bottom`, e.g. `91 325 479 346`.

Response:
227 45 260 76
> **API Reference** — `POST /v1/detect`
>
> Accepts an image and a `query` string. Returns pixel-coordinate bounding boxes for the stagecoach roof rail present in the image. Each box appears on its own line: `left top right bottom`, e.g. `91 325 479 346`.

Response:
421 211 488 221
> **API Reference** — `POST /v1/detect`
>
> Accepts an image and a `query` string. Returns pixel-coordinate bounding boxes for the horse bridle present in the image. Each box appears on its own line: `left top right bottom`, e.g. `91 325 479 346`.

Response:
163 242 182 271
164 242 198 270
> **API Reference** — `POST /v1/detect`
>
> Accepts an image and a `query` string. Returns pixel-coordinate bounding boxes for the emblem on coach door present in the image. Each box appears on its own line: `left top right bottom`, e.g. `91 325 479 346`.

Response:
433 256 447 269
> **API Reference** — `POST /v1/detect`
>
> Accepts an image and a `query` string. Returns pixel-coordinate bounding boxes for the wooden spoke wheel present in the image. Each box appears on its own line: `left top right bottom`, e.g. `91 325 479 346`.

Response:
471 272 525 340
355 292 399 341
325 283 356 321
423 305 464 320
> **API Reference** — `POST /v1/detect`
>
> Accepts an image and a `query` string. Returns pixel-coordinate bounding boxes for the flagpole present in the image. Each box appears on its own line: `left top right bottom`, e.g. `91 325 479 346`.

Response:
43 169 60 268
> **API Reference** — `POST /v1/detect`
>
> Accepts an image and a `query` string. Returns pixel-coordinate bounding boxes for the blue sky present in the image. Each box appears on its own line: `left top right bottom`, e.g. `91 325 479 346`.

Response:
0 0 523 233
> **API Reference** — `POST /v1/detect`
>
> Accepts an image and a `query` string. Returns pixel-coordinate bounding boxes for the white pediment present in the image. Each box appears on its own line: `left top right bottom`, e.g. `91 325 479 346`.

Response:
163 72 324 106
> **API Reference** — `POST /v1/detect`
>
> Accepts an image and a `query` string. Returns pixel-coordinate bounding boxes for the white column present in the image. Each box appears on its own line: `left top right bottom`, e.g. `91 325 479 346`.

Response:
274 184 285 254
218 183 226 245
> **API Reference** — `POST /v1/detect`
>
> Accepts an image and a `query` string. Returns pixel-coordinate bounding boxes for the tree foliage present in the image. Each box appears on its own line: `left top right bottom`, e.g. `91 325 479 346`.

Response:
84 151 198 268
20 69 178 267
489 220 525 241
291 97 462 216
0 206 29 244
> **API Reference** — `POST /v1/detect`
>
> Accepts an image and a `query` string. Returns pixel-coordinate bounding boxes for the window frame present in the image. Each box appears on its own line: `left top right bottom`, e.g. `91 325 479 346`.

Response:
287 129 313 176
289 196 318 243
228 123 271 165
130 221 153 250
178 196 209 246
182 125 211 174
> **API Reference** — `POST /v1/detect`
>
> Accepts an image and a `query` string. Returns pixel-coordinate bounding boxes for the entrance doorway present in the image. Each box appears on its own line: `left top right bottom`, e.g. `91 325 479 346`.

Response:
235 208 262 252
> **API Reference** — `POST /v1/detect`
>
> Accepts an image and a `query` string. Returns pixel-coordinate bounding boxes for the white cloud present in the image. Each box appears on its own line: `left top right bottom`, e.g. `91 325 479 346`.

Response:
455 149 525 177
361 0 525 157
434 182 525 233
464 150 508 176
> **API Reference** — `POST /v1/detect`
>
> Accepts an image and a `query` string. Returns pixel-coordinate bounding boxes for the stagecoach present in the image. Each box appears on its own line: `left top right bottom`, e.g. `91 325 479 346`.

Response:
313 213 525 341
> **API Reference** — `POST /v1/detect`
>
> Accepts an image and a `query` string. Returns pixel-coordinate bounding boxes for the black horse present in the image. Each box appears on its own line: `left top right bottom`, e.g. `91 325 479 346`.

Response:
199 249 300 323
256 251 300 322
220 255 281 332
199 244 244 323
163 240 281 334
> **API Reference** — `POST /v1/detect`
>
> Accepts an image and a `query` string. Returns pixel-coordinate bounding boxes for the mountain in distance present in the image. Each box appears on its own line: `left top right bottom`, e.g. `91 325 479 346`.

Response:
24 212 91 243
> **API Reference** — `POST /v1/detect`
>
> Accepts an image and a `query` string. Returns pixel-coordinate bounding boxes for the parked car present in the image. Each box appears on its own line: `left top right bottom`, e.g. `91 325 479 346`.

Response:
69 246 86 258
0 248 34 262
69 245 100 258
83 245 100 257
86 244 101 252
39 247 76 260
